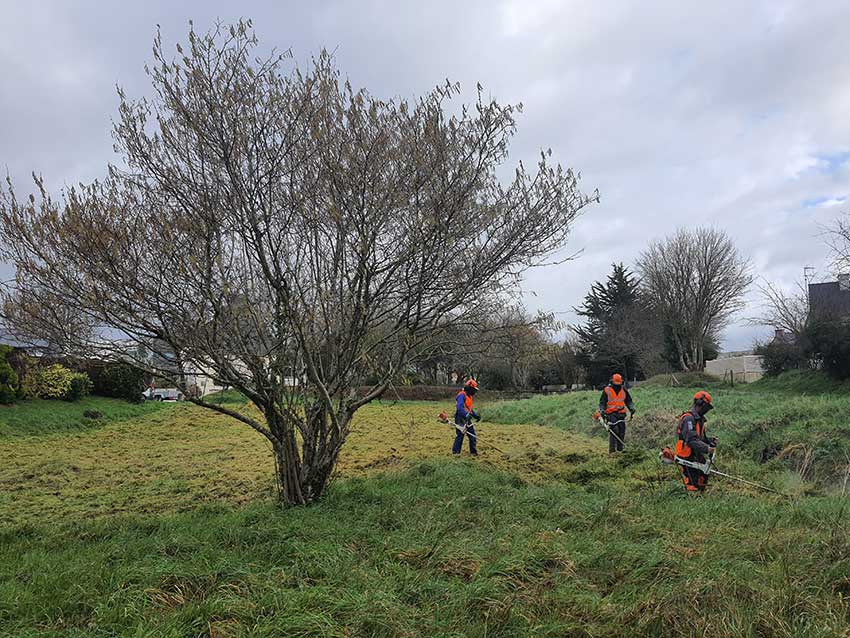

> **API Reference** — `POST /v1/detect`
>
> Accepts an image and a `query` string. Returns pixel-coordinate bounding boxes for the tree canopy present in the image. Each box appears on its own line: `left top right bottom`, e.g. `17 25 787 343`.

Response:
0 21 595 504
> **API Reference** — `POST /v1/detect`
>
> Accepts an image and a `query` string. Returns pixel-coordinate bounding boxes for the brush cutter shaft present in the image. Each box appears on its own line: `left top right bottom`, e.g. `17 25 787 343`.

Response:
673 455 783 495
455 423 477 439
707 469 784 494
596 416 626 447
675 456 712 474
439 416 477 438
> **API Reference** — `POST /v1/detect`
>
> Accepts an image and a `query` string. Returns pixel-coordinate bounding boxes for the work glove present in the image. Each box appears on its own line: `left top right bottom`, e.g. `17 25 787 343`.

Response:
629 409 636 420
710 436 718 447
471 410 481 422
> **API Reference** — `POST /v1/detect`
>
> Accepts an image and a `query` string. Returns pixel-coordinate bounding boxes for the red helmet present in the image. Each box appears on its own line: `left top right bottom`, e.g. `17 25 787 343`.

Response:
611 374 623 385
694 390 712 404
464 379 479 390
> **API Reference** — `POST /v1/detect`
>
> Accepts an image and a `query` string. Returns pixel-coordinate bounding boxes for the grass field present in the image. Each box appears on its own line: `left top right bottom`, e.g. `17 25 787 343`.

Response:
2 376 850 637
0 395 165 438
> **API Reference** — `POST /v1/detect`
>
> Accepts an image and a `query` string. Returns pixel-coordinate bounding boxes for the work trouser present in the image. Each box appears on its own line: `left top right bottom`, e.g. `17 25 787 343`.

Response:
679 458 709 492
605 412 626 452
452 422 477 455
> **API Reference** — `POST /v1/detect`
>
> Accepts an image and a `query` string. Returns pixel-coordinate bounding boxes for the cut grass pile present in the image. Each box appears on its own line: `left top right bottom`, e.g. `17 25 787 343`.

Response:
0 397 599 527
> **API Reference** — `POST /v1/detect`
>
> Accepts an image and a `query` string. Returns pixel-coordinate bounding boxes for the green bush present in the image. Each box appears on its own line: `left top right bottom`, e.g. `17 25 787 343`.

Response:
88 363 146 402
805 320 850 380
22 364 92 401
66 373 94 401
754 340 810 377
0 345 18 404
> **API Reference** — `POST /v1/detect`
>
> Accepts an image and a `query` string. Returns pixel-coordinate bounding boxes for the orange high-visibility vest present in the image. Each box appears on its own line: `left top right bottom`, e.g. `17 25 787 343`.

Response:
456 391 473 413
675 412 704 459
604 386 626 414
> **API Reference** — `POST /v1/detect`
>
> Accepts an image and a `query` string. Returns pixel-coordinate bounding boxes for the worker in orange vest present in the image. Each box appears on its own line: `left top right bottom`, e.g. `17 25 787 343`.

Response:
675 391 717 492
598 373 635 452
452 379 481 456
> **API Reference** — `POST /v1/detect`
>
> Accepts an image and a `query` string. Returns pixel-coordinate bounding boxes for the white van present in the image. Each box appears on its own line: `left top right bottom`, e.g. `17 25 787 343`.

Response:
141 387 184 402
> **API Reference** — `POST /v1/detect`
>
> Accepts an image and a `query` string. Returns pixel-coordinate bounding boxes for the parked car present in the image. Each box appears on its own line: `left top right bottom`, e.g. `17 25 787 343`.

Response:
142 387 184 402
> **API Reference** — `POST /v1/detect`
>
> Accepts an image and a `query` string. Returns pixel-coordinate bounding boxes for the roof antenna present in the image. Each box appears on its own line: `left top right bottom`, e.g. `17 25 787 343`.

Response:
803 266 815 289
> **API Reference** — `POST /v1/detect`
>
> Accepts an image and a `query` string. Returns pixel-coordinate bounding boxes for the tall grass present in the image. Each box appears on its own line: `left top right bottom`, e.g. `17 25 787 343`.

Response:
485 372 850 490
2 460 848 638
3 374 850 636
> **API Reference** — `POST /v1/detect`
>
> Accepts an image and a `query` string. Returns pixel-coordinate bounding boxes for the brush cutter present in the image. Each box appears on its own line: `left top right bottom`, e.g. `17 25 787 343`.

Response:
437 411 507 455
593 411 626 448
659 447 785 495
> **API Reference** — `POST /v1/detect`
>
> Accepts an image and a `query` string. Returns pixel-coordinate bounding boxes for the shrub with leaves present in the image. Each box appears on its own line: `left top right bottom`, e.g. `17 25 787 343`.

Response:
88 363 146 403
754 340 810 377
22 364 92 401
805 320 850 380
0 345 18 404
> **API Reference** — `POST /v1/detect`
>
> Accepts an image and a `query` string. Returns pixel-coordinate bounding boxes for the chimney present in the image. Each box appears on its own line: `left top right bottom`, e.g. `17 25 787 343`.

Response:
839 273 850 292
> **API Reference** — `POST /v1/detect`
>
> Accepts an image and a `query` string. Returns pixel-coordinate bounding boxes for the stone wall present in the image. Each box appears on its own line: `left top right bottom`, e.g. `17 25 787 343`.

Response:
705 354 765 383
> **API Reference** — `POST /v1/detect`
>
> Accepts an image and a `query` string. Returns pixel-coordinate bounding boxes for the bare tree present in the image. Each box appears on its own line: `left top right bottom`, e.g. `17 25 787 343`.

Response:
0 21 596 505
747 277 810 338
550 336 584 387
486 306 557 389
637 228 751 371
826 212 850 274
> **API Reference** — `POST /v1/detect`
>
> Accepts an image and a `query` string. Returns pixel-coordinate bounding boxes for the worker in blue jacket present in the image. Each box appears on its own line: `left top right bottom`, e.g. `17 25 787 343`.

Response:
452 379 481 455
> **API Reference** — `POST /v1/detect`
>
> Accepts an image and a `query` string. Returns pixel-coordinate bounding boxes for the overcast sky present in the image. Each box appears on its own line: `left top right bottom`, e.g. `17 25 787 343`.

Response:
2 1 849 350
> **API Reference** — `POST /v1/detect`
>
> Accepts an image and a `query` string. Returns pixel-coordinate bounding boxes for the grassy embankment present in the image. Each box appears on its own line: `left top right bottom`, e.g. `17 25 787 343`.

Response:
487 370 850 491
1 374 849 637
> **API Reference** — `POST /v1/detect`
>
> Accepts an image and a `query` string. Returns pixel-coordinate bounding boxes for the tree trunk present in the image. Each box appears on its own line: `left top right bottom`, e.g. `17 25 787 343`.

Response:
273 431 306 506
671 330 688 371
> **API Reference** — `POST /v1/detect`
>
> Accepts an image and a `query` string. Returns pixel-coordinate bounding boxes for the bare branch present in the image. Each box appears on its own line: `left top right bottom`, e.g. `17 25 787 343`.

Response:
0 21 594 505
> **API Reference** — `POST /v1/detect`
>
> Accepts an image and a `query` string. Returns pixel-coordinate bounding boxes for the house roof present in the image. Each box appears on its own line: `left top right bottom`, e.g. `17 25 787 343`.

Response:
0 334 39 350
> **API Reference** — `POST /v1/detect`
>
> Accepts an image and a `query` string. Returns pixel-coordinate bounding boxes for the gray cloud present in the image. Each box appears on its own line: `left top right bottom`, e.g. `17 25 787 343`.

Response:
2 0 848 350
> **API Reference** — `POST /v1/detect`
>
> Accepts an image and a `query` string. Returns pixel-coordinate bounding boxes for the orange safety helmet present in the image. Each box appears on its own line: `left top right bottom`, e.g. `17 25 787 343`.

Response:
611 373 623 385
693 390 712 404
464 379 479 390
693 390 713 412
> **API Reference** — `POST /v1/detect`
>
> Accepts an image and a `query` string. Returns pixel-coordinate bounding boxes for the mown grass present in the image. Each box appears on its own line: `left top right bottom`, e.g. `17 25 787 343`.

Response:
2 460 849 638
0 397 600 527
